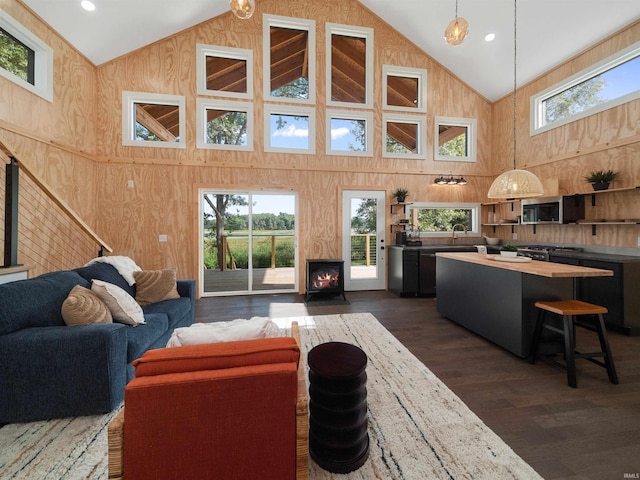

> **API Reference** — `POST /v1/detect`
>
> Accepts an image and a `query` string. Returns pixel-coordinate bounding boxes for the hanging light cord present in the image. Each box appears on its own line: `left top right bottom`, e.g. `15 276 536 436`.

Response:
512 0 517 170
455 0 459 18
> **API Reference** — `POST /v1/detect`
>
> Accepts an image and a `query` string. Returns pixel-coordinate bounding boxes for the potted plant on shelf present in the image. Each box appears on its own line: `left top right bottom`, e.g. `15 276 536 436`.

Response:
392 188 409 203
583 169 619 191
499 243 518 258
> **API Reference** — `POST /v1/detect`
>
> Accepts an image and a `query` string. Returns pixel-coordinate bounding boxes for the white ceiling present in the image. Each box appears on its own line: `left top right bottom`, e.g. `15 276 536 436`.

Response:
19 0 640 102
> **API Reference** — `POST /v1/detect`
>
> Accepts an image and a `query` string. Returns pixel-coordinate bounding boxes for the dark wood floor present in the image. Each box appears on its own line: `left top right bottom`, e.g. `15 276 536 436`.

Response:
196 291 640 480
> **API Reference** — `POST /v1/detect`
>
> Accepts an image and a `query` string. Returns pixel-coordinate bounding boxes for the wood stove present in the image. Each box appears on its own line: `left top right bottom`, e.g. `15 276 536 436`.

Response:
305 259 346 303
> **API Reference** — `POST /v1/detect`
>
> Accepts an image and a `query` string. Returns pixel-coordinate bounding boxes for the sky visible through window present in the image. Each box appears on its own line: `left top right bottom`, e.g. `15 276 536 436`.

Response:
269 115 361 151
598 55 640 100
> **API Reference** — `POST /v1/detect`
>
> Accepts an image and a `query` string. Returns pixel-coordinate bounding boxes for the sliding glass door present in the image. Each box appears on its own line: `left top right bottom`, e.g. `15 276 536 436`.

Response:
200 190 297 296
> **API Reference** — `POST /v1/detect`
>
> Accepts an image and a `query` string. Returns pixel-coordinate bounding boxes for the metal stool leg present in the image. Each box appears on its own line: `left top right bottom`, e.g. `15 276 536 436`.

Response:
563 315 577 388
594 313 619 385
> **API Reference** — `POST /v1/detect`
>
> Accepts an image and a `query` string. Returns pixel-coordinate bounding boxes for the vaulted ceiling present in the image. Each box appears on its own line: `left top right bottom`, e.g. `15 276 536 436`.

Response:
19 0 640 102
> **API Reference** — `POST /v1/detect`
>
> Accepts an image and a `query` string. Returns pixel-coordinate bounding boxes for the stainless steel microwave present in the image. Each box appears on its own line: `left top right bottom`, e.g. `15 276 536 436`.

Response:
521 195 585 224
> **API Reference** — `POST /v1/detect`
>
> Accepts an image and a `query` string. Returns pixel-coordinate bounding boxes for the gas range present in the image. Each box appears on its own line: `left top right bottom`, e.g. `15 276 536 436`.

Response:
516 245 583 261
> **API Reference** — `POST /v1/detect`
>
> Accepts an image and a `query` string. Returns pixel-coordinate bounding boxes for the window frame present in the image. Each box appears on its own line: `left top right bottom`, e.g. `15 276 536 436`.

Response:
122 91 186 149
407 202 481 238
382 113 427 160
530 40 640 136
196 98 254 151
326 109 373 157
325 23 374 109
264 104 316 154
434 116 477 163
0 9 53 102
196 44 253 99
263 14 316 105
382 65 427 113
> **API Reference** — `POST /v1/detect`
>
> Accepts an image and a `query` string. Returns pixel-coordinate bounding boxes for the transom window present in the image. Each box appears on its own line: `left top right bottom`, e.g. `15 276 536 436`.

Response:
122 91 186 149
264 104 315 154
196 44 253 99
0 9 53 102
407 203 480 237
263 15 315 104
434 116 477 162
196 99 253 151
531 40 640 135
326 110 373 156
326 23 374 109
382 113 426 159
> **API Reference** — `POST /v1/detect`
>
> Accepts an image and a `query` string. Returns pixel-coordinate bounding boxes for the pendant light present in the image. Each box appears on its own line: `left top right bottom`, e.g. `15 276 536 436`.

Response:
487 0 544 199
229 0 255 19
444 0 469 47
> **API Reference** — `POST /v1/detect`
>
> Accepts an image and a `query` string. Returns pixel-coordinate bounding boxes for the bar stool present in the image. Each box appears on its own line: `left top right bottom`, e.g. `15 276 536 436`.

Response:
528 299 618 388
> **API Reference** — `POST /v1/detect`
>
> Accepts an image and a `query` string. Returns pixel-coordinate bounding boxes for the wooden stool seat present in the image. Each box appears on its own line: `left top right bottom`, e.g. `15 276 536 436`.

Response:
529 300 618 388
534 300 607 316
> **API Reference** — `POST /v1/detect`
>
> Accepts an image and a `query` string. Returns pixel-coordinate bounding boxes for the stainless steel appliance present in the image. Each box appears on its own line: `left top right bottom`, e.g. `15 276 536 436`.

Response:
521 195 585 224
517 245 583 261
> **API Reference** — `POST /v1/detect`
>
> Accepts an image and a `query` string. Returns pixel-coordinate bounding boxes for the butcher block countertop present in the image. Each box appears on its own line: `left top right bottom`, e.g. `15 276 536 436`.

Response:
436 252 613 278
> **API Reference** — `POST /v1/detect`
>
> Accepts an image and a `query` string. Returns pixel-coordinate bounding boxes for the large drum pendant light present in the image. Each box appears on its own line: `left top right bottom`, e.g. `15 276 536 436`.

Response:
488 0 544 199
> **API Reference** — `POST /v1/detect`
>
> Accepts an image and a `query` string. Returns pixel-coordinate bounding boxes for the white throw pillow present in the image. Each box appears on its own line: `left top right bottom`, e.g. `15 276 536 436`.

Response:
91 279 145 326
166 317 279 347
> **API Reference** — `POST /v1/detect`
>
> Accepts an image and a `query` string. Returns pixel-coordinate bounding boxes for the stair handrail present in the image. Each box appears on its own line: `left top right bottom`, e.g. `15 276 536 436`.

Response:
0 138 112 255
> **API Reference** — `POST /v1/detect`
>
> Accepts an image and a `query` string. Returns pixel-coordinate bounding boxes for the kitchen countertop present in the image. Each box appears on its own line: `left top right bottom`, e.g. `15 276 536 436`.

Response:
436 252 613 278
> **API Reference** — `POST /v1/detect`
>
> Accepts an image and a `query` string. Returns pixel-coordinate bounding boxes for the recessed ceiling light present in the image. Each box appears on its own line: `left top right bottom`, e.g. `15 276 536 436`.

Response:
81 1 96 12
484 33 496 42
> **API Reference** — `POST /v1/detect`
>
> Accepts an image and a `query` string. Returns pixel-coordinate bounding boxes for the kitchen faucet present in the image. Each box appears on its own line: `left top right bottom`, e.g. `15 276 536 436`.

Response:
451 223 467 244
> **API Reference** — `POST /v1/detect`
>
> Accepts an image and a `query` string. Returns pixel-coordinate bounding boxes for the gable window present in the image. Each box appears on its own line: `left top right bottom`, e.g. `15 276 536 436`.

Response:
264 104 315 154
434 116 477 162
0 9 53 102
326 23 374 109
531 40 640 135
122 91 186 149
196 99 253 151
263 15 315 104
326 110 373 156
382 65 427 112
407 203 480 237
196 44 253 99
383 113 426 159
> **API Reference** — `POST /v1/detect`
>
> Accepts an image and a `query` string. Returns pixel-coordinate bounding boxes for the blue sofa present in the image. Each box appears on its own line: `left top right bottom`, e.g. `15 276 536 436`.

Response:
0 262 195 424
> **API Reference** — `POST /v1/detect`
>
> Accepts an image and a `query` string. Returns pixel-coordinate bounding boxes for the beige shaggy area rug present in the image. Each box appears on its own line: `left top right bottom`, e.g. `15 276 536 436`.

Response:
0 313 542 479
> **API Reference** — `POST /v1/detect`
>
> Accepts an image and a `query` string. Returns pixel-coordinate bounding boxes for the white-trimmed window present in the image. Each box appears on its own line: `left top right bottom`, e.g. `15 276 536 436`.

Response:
407 202 480 238
264 104 315 154
196 99 253 151
196 44 253 99
382 65 427 112
0 9 53 102
326 110 373 156
263 14 315 104
531 40 640 135
122 91 186 148
434 116 477 162
326 23 374 109
383 113 427 159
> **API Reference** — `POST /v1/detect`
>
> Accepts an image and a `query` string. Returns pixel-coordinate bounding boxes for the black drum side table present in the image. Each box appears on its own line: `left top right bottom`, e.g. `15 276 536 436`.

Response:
307 342 369 473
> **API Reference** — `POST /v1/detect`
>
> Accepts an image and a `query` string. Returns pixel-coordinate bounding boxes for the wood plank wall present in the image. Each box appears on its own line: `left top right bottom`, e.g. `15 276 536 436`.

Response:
0 0 100 276
1 0 639 289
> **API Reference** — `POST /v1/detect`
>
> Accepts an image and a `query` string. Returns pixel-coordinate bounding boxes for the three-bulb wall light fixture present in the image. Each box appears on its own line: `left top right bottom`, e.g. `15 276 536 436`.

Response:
434 175 467 186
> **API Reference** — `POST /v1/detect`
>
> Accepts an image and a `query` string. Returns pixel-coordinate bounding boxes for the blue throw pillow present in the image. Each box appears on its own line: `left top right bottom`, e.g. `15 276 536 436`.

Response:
75 263 136 297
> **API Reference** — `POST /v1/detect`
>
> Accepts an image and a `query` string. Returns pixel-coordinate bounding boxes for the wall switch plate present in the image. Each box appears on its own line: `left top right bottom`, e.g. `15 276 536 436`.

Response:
127 179 134 188
513 233 518 240
637 236 640 248
159 234 168 242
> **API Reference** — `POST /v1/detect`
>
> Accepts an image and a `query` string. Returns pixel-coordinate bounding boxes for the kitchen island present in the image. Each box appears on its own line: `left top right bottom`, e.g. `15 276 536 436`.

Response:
435 252 613 358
